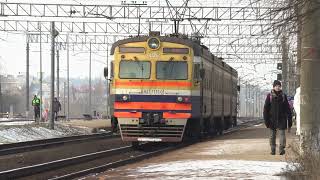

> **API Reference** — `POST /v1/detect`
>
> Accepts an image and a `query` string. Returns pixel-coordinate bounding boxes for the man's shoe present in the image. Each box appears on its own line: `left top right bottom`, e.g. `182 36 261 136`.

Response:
280 150 285 155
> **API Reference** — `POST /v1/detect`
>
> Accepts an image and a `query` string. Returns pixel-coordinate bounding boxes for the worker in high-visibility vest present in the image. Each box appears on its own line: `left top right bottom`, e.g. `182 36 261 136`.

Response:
32 95 41 122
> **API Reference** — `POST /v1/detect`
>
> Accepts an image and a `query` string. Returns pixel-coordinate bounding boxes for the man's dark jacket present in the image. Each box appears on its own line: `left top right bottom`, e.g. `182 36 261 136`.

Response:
263 90 292 130
53 101 61 112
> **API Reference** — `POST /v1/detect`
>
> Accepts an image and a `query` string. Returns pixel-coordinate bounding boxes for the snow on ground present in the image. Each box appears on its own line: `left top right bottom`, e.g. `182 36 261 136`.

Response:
98 123 295 179
197 139 266 156
123 160 290 180
0 121 34 125
0 123 91 144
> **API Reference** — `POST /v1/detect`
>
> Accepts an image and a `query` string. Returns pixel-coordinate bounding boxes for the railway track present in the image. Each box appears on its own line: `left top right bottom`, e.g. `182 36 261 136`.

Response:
0 145 134 179
52 144 180 180
0 142 174 180
57 119 264 180
0 133 118 156
0 118 263 180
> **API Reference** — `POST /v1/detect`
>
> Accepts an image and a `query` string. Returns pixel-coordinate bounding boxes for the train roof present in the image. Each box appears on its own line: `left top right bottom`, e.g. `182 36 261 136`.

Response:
110 35 199 55
110 35 237 76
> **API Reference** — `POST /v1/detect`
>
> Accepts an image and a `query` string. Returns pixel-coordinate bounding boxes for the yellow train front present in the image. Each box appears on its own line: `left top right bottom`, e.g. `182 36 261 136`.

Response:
107 32 238 144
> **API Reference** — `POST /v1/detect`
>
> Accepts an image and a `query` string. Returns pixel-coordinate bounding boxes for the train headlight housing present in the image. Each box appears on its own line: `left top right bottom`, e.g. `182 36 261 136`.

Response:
122 95 129 101
176 96 190 103
139 118 145 124
148 37 160 50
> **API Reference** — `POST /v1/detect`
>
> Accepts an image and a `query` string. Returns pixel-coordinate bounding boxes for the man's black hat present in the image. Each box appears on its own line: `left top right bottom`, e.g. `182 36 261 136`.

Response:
273 80 282 87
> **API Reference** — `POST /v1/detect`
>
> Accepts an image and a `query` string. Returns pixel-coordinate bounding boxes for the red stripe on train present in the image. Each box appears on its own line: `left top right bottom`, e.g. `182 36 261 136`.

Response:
114 102 191 111
163 112 191 119
114 112 142 118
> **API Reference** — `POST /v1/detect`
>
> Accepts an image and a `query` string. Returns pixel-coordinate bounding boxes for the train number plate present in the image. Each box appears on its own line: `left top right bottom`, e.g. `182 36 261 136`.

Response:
140 89 165 95
137 138 162 142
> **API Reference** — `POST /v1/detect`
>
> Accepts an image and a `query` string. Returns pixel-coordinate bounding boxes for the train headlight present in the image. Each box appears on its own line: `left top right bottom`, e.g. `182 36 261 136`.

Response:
147 37 160 50
122 95 129 101
184 97 190 103
176 96 190 103
139 118 145 124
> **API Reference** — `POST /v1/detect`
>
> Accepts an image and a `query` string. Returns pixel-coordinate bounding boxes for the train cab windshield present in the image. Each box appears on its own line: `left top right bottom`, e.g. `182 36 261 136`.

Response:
119 60 151 79
156 61 188 80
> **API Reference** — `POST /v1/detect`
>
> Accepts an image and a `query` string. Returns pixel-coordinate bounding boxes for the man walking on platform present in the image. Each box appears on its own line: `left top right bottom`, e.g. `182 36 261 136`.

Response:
263 80 292 155
32 95 41 122
53 97 61 121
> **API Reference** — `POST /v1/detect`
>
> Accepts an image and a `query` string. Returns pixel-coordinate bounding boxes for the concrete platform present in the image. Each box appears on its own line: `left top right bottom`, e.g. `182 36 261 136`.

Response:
61 119 111 130
91 123 298 179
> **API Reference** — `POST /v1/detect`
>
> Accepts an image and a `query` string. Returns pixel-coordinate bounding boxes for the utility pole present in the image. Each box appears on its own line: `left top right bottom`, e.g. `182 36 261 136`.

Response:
254 86 256 118
106 45 109 118
300 0 320 150
245 82 248 117
56 49 59 101
295 2 302 88
255 87 258 118
248 84 252 118
50 22 58 130
237 77 240 117
289 56 296 96
63 82 66 116
259 91 262 118
39 22 43 122
258 91 261 118
0 76 2 113
67 34 70 121
281 35 289 94
251 85 254 118
89 42 92 115
26 35 30 119
249 85 252 117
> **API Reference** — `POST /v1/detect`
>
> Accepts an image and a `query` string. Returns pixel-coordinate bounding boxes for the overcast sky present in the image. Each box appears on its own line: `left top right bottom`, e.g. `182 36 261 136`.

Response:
0 0 279 87
0 31 109 79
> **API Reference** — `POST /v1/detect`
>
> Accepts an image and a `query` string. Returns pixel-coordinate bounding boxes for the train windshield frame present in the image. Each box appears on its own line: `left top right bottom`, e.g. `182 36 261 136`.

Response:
119 60 151 79
156 61 188 80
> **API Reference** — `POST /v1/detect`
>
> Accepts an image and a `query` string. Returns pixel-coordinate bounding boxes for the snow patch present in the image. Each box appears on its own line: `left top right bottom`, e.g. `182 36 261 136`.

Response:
0 124 91 144
0 121 33 125
128 160 289 179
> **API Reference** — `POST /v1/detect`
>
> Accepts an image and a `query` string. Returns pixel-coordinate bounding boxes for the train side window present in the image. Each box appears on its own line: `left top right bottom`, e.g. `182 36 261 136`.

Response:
110 61 114 78
193 64 200 80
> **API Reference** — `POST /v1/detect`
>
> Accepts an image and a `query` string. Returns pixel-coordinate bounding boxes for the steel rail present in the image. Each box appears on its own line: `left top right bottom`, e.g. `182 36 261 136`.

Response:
50 145 179 180
0 133 118 156
0 145 132 179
